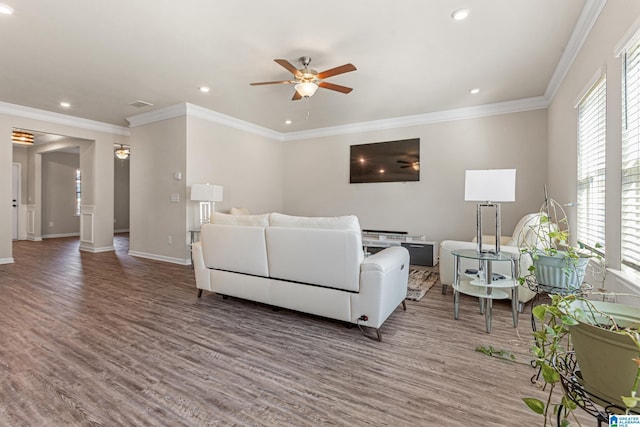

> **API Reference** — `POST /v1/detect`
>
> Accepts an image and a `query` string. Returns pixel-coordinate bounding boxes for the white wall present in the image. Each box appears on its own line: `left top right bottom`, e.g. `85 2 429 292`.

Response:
129 116 188 263
186 115 284 226
283 109 548 243
41 151 80 237
547 1 640 274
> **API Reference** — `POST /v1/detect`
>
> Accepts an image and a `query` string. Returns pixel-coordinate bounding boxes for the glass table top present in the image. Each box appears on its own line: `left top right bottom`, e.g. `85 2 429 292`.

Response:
451 249 518 262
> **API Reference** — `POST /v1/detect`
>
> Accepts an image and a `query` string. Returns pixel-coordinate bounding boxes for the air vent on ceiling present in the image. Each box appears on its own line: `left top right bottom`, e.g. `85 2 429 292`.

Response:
129 100 154 108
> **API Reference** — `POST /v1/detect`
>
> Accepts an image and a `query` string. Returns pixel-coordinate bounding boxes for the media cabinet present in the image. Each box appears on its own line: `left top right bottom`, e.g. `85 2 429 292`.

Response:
362 230 438 267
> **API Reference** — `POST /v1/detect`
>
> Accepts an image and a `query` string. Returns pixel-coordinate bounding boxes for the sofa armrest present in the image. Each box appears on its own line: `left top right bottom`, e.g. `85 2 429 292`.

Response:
471 235 513 246
192 241 213 291
362 246 410 273
352 246 410 329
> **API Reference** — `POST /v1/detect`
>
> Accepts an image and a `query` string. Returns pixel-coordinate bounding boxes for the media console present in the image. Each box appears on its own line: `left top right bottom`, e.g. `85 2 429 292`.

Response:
362 230 438 267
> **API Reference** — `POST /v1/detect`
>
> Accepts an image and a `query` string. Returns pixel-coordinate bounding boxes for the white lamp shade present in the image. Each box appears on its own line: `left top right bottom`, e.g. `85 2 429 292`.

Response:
191 184 223 202
464 169 516 202
295 82 318 97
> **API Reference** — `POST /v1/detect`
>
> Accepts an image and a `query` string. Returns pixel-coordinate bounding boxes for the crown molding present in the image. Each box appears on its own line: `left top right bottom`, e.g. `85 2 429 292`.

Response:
126 103 188 128
0 101 130 136
185 103 282 140
281 96 548 141
544 0 607 102
127 102 282 140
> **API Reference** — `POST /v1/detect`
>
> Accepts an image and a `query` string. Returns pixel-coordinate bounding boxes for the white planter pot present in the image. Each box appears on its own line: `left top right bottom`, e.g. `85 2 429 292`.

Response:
533 251 589 293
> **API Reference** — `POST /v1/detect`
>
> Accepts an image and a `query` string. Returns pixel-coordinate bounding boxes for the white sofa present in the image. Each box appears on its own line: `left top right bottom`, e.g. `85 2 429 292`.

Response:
439 213 543 307
192 212 410 340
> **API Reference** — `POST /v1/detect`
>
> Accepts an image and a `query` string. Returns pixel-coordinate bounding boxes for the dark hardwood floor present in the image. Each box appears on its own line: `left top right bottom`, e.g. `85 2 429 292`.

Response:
0 236 589 426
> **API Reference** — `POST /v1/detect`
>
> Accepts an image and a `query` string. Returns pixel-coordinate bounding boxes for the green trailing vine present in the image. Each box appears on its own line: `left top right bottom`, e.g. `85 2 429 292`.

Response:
524 294 640 426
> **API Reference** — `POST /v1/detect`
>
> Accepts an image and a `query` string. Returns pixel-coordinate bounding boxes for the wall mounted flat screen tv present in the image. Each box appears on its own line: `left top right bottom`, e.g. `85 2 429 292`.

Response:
350 138 420 183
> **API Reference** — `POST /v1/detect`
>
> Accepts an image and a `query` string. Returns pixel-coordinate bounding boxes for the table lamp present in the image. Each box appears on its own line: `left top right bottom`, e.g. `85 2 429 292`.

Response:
464 169 516 254
191 183 223 225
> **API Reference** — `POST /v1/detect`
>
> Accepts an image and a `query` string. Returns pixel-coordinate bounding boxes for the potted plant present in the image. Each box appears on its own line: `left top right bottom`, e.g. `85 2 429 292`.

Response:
524 293 640 426
518 198 590 293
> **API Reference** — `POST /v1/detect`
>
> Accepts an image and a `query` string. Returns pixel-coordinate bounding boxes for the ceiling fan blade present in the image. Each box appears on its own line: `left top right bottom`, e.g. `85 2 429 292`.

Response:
274 59 301 76
318 81 353 94
250 80 295 86
292 91 302 101
317 63 357 79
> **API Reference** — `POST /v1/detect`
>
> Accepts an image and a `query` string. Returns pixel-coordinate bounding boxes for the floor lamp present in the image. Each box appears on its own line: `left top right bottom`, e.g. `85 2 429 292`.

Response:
191 184 224 226
464 169 516 254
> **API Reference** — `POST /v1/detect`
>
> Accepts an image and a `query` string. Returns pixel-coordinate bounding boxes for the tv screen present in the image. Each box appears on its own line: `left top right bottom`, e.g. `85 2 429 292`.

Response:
350 138 420 183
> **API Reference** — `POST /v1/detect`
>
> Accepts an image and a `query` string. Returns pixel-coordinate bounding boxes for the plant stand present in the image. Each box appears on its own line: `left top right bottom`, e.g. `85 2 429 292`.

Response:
527 277 592 384
554 352 639 427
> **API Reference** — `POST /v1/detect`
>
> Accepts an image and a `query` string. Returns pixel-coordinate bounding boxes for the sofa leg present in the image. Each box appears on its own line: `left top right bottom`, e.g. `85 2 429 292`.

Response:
401 301 407 311
518 302 525 313
197 289 203 298
222 295 229 300
376 329 382 342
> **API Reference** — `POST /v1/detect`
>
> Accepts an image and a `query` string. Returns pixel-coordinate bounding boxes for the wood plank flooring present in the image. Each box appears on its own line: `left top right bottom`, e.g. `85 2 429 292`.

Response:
0 236 590 426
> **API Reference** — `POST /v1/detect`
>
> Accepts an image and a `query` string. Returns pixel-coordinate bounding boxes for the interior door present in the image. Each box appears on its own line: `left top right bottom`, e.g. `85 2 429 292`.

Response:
12 163 20 240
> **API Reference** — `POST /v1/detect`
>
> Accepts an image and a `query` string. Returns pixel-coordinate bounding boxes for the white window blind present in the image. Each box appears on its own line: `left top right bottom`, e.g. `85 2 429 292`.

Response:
622 38 640 271
577 76 606 252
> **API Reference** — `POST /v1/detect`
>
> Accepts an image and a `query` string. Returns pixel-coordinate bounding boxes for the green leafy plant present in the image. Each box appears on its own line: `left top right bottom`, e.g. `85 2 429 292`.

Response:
524 294 640 426
517 198 592 292
475 345 517 362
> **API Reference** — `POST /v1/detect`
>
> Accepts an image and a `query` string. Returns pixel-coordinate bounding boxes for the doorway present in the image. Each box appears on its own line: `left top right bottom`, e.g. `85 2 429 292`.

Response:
11 162 20 240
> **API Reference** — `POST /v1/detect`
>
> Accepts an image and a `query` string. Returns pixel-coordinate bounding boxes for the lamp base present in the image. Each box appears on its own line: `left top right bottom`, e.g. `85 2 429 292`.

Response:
476 202 501 254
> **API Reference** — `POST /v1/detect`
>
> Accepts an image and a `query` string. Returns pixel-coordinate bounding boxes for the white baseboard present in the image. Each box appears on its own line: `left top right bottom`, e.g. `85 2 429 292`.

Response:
0 257 15 264
114 228 130 233
79 244 115 253
43 232 81 239
128 250 190 265
27 236 43 242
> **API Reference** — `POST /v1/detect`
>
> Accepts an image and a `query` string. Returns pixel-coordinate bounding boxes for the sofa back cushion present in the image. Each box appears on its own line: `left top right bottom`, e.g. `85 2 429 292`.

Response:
269 212 361 233
212 212 270 227
200 223 269 277
266 215 364 292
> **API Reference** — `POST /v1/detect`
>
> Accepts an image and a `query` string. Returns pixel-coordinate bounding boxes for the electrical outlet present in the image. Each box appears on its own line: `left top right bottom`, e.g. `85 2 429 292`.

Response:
48 222 54 227
167 235 173 245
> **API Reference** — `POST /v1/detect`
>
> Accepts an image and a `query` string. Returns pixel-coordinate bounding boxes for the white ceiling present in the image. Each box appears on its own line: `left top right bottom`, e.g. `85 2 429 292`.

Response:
0 0 595 134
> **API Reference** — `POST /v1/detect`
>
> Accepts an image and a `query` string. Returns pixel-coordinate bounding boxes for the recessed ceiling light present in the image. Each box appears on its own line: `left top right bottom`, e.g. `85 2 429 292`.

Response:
451 8 470 21
199 86 210 93
0 3 14 14
59 101 71 108
469 88 480 94
285 120 292 125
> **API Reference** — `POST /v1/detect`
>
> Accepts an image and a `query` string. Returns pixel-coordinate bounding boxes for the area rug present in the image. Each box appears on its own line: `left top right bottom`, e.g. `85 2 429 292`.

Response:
406 268 439 301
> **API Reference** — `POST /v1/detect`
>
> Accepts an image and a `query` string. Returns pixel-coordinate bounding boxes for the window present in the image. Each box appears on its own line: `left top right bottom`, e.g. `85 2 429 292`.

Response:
75 168 81 216
577 76 606 253
622 37 640 271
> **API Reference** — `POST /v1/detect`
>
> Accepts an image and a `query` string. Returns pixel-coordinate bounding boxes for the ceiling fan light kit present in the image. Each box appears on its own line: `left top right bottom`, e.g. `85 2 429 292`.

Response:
251 56 356 101
115 144 130 160
294 82 318 97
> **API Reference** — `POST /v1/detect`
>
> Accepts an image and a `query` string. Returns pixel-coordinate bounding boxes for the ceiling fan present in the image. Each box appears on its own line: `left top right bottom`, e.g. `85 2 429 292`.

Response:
250 56 356 101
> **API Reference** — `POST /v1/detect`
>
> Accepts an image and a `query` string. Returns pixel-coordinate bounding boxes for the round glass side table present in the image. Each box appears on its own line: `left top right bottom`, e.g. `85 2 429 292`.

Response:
451 249 520 333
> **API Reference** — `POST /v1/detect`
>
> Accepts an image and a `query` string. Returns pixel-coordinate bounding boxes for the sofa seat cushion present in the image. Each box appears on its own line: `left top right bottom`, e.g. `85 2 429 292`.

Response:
266 226 363 292
200 223 269 277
